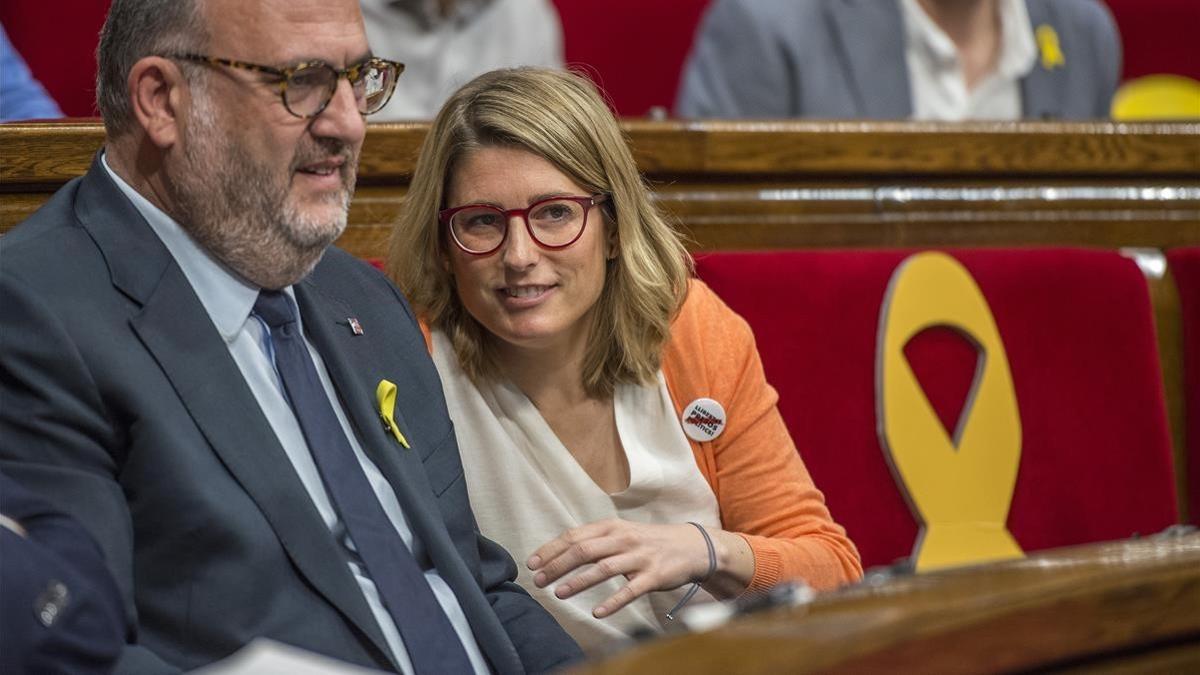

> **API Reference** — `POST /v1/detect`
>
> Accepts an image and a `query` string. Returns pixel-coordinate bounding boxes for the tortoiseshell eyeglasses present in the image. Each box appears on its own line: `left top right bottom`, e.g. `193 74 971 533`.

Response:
168 53 404 119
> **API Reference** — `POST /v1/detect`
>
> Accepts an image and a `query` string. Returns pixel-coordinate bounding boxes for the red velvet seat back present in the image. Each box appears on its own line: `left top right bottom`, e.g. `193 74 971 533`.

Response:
1167 247 1200 525
695 249 1178 568
551 0 711 116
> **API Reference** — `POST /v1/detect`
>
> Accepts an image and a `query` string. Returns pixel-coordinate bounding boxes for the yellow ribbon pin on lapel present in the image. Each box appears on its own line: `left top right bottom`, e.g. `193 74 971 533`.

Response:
1036 24 1065 70
376 379 411 449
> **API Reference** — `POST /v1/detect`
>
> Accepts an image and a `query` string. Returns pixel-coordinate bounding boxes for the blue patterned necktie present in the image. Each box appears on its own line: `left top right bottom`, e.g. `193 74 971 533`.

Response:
253 290 473 674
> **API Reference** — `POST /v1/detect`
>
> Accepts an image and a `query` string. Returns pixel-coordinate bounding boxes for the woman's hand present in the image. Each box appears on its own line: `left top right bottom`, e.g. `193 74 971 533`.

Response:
526 518 752 618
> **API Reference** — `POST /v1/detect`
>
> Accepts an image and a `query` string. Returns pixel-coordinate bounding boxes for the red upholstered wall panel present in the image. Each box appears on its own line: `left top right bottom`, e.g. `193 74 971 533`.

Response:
1167 248 1200 526
551 0 711 117
1102 0 1200 81
695 249 1178 569
4 1 1198 117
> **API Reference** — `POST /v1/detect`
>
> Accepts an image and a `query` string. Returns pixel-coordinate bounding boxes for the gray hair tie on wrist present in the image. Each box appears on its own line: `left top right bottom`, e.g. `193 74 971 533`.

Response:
665 521 717 620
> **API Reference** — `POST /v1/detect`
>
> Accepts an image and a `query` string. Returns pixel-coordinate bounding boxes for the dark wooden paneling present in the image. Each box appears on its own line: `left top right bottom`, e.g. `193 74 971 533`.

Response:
4 121 1198 247
8 120 1197 186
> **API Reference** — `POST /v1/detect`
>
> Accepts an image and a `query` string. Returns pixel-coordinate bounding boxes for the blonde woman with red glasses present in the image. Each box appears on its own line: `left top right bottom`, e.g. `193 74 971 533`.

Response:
387 67 862 653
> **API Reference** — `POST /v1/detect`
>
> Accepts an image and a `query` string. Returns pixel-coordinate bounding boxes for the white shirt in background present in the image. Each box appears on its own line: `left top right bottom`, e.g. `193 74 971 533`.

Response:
361 0 564 120
900 0 1037 120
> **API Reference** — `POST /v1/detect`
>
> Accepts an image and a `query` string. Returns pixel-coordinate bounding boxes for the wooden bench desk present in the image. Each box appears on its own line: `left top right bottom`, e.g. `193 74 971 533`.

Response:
4 120 1199 253
576 533 1200 674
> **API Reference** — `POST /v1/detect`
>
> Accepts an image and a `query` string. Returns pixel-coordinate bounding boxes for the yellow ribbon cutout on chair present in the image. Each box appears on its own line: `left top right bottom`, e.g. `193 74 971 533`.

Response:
1036 24 1065 71
376 379 411 449
877 252 1024 572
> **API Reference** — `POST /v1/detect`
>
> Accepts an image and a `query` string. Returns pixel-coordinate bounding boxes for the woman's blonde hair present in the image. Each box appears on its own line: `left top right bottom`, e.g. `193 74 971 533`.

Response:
387 67 691 398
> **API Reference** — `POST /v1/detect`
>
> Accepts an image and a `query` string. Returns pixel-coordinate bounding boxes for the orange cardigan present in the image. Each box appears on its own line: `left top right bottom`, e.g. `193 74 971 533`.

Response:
421 279 862 593
661 280 862 592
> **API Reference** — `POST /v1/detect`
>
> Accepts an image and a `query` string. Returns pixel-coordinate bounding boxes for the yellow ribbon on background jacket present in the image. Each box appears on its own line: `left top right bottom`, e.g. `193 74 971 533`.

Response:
1036 24 1065 71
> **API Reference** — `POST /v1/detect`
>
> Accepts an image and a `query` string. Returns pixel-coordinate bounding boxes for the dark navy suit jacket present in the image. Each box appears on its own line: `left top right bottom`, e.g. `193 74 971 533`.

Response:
0 471 126 674
0 156 582 674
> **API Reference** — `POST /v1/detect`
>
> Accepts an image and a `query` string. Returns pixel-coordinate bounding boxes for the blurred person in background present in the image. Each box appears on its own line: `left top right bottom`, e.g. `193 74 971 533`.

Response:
361 0 563 119
677 0 1120 120
0 23 63 121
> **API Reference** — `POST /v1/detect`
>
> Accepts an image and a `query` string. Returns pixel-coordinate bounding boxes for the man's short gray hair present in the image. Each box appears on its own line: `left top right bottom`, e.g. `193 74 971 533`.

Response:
96 0 208 136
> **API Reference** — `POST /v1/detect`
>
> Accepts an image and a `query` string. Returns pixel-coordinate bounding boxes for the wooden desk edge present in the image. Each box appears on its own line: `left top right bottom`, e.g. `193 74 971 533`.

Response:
577 535 1200 674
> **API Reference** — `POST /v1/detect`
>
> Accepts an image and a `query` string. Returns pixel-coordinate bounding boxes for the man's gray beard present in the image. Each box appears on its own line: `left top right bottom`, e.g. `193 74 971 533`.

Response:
168 93 354 290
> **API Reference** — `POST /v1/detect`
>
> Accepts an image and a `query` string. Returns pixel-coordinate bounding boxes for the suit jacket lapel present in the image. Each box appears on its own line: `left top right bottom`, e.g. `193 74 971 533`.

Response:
296 281 526 673
294 281 465 549
292 283 457 565
1020 0 1066 120
291 282 420 480
827 0 912 118
79 158 397 666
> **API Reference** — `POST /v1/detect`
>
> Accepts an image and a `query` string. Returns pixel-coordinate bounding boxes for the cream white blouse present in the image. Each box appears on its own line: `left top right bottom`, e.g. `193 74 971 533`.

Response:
431 330 720 653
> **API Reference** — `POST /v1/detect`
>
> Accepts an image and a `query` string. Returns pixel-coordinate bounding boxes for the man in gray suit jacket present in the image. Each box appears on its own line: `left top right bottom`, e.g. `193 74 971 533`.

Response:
677 0 1120 120
0 0 581 672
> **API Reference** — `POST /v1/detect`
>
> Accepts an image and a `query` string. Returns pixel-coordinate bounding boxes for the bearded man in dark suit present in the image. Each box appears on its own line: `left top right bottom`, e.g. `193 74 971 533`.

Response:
0 0 581 672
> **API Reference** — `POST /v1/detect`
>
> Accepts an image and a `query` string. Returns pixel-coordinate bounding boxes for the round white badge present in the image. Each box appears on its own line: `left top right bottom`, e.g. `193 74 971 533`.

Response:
681 398 727 442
